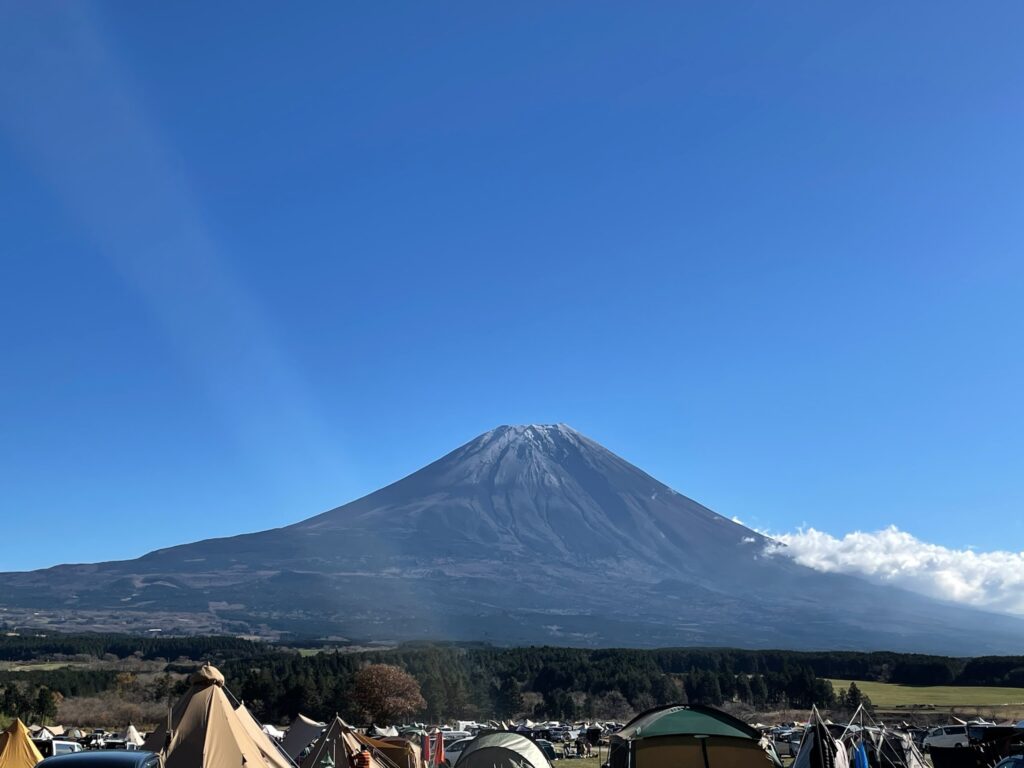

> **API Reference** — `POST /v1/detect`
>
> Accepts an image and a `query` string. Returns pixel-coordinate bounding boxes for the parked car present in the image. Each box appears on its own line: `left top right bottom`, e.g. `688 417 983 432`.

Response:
33 740 84 758
923 726 968 750
444 737 475 766
993 757 1024 768
40 752 159 768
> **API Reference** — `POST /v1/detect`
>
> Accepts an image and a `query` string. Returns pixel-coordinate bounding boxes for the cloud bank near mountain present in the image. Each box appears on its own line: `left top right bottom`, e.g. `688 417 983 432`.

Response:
765 525 1024 616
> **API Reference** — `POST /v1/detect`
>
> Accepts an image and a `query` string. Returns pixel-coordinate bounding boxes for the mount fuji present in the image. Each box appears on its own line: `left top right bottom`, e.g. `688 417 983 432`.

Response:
2 424 1021 654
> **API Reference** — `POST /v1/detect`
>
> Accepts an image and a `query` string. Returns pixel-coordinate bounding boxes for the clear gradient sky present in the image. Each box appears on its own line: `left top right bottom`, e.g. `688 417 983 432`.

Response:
2 3 1023 574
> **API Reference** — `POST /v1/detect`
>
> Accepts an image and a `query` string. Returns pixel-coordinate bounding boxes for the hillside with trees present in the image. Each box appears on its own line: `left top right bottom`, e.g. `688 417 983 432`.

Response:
2 636 1023 726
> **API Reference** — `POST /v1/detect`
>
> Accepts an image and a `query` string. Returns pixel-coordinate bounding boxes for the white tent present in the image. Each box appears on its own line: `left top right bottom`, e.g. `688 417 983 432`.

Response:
123 724 145 748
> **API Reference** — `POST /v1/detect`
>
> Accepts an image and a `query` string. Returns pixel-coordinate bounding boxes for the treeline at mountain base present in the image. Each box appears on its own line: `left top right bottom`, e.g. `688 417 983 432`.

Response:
2 634 1024 726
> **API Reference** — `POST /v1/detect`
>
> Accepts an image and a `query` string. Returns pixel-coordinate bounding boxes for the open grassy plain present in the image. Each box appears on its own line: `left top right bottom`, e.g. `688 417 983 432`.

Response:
829 679 1024 721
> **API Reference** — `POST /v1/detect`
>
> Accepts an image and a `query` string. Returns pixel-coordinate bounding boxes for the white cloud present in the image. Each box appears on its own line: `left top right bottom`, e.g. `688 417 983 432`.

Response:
764 525 1024 616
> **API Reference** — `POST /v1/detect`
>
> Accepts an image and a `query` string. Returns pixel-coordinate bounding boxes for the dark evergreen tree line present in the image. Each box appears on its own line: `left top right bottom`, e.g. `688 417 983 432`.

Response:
0 682 59 724
220 646 841 723
0 633 264 662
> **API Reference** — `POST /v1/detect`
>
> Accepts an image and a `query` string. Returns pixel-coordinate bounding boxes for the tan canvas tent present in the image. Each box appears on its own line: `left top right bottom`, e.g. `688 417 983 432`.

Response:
0 719 43 768
370 737 423 768
235 703 296 768
142 664 292 768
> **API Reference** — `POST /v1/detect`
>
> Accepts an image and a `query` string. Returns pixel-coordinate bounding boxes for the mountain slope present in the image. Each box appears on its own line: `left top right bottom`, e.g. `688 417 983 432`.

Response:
2 424 1021 654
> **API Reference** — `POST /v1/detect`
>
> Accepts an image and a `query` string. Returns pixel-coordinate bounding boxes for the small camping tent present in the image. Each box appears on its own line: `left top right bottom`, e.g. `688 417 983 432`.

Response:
454 733 550 768
300 718 386 768
122 724 145 748
0 719 44 768
609 705 782 768
282 715 327 762
142 664 293 768
33 726 65 741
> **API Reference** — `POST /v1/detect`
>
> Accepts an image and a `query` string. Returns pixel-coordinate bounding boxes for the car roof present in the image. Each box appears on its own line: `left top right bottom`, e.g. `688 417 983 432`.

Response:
41 751 157 766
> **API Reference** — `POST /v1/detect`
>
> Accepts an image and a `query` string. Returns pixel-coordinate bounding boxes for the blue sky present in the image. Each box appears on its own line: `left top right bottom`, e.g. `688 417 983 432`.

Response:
2 3 1023 576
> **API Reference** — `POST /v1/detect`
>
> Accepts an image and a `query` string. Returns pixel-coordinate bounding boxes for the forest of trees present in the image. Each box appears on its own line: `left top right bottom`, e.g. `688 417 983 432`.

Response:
0 682 60 724
220 645 845 723
0 633 264 662
2 635 1023 726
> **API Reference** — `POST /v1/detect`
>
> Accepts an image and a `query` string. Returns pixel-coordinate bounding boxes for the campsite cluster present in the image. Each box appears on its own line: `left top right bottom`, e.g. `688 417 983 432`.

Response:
5 664 1024 768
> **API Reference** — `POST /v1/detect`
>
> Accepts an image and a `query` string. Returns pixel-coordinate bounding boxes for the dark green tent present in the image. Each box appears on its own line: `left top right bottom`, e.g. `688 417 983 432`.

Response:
610 705 782 768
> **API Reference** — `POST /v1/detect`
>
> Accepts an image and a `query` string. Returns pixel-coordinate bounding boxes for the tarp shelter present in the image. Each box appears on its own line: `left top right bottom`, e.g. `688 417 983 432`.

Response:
833 711 927 768
300 718 387 768
454 732 550 768
142 664 293 768
872 732 927 768
371 737 423 768
609 705 782 768
265 725 287 740
122 724 145 748
283 715 327 761
0 719 43 768
793 719 850 768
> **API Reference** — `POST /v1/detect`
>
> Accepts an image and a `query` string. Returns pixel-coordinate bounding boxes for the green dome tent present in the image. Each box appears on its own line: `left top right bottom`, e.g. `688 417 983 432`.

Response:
609 705 782 768
454 732 551 768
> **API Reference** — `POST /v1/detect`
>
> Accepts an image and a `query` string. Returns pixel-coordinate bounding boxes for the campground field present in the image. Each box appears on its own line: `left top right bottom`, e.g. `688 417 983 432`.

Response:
829 679 1024 720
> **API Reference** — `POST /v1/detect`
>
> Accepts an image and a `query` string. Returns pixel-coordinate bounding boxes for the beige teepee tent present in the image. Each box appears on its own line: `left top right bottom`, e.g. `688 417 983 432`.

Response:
143 664 294 768
0 719 43 768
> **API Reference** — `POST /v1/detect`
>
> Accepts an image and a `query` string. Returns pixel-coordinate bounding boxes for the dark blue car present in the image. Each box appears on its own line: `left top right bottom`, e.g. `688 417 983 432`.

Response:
40 752 160 768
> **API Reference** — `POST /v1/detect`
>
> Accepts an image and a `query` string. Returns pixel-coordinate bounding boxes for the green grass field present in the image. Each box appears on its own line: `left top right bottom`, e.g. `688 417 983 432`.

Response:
0 661 73 671
829 679 1024 709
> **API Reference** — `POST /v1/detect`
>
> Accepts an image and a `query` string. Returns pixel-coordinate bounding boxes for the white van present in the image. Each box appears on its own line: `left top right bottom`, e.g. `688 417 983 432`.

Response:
923 726 968 750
